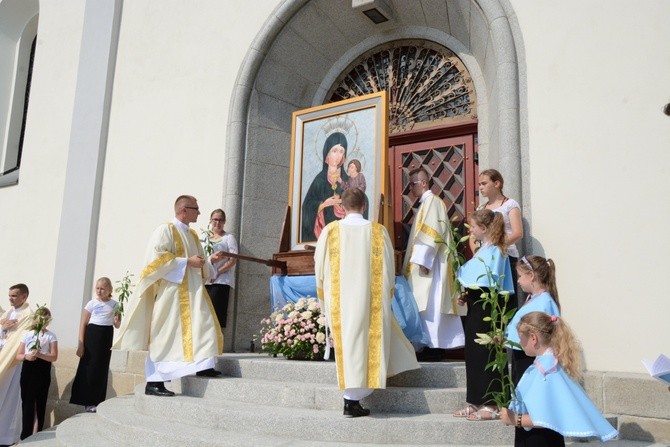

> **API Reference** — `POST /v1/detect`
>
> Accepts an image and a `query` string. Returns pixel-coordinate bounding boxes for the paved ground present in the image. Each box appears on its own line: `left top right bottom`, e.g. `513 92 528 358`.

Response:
19 427 670 447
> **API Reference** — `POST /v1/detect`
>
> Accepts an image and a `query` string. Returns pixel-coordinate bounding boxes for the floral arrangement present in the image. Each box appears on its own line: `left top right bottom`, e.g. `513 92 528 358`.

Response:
259 297 327 360
30 304 50 352
468 257 519 408
114 271 134 317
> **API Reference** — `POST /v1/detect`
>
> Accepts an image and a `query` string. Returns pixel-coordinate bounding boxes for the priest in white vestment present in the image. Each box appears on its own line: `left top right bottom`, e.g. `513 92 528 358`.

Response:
402 168 465 357
113 195 225 396
0 283 33 446
315 188 419 417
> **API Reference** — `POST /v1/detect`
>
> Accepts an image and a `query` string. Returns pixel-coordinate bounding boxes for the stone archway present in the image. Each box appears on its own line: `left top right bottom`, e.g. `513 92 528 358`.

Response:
223 0 525 351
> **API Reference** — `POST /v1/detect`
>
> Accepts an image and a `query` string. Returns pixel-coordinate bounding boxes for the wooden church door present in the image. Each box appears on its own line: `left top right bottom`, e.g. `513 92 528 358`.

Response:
389 121 478 251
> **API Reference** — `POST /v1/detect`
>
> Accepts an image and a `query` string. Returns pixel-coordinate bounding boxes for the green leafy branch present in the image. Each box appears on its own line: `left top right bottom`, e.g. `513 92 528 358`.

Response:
114 271 134 317
468 256 519 408
435 215 471 306
200 225 214 256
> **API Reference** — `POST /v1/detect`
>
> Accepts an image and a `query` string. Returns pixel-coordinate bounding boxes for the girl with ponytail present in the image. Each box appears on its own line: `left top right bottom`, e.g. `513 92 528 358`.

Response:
500 312 618 445
453 209 515 421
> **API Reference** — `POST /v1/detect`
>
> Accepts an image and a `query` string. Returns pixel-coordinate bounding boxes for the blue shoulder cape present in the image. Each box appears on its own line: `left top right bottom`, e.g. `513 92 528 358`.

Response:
456 244 514 293
509 352 618 441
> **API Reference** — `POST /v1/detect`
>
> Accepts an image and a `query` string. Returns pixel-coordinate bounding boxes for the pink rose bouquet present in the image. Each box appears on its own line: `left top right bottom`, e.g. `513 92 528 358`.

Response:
259 297 327 360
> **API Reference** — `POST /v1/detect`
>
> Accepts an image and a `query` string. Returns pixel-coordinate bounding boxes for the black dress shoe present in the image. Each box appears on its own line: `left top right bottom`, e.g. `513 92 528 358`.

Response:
196 368 222 377
416 347 446 362
145 385 175 396
343 398 370 418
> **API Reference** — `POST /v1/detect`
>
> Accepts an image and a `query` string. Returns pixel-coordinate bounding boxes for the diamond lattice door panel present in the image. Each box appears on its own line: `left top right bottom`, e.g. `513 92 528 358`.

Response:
392 134 476 250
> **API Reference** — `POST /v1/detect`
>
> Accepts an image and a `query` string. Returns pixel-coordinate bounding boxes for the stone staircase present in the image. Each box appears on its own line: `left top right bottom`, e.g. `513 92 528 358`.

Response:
21 353 652 447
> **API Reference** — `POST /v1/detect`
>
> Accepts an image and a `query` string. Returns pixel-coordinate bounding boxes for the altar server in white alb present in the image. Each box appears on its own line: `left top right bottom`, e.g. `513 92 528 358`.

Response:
315 188 420 418
402 167 464 357
113 195 226 397
0 283 33 446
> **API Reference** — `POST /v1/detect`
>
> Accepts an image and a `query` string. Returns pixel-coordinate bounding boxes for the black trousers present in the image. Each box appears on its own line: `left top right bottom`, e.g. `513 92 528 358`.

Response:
515 426 565 446
463 287 504 405
20 358 51 440
206 284 231 328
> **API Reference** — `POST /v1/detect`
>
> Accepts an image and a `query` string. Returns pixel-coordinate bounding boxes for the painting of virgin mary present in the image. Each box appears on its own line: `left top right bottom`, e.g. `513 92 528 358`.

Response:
301 131 368 242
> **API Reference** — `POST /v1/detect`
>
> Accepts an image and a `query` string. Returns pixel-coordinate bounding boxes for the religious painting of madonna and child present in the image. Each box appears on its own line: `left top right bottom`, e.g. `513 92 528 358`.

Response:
288 91 388 248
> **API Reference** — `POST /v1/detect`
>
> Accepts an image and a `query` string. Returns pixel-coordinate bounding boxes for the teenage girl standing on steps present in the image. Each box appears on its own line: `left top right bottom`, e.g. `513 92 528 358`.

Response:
470 169 523 287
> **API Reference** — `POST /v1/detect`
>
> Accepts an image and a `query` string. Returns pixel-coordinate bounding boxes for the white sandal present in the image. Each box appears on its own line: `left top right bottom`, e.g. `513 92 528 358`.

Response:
466 405 499 421
453 404 478 417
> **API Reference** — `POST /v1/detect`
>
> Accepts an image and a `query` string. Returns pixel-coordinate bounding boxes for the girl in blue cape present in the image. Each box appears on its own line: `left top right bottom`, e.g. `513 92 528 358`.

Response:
500 311 618 446
506 255 561 385
454 209 514 421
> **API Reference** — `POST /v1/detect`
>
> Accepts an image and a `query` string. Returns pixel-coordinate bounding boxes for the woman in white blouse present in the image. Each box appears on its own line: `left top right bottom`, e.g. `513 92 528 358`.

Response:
205 209 238 329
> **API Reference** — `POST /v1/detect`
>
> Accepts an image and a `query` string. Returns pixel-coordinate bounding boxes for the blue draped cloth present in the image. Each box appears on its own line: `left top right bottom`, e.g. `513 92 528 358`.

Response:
269 275 429 346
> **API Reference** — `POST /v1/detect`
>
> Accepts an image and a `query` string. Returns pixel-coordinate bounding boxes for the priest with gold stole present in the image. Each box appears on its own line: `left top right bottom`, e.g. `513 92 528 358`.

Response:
0 283 33 446
402 167 465 359
113 195 225 397
315 188 419 418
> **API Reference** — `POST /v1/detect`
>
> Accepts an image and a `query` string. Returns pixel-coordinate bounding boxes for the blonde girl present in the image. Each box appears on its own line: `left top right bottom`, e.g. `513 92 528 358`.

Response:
454 209 515 421
507 255 561 384
70 277 120 413
500 312 618 445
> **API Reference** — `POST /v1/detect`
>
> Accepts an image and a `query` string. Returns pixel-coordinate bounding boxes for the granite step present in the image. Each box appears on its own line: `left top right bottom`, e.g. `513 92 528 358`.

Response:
132 384 514 445
181 375 467 414
20 354 662 446
216 353 466 388
22 414 670 447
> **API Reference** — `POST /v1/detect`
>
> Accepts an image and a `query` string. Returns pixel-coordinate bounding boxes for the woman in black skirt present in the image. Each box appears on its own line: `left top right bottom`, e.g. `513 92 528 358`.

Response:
70 277 120 413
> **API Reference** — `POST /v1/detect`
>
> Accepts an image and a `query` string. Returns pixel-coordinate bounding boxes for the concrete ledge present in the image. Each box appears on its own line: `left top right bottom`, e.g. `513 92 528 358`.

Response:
618 416 670 444
46 348 147 429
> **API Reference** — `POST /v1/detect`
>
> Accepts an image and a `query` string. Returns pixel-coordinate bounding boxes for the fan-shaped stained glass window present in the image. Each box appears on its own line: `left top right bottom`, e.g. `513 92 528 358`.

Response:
327 40 476 134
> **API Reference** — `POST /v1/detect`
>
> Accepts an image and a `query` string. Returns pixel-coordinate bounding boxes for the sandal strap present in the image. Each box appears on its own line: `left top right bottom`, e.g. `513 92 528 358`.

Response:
479 405 499 416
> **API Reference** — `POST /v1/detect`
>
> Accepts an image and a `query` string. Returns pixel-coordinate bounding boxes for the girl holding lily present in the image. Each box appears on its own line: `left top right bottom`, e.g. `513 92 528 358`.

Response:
16 307 58 440
454 209 515 421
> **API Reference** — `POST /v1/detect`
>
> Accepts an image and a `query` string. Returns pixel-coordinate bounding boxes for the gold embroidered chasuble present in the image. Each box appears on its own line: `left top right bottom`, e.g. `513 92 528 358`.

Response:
0 303 33 379
315 218 418 390
113 221 223 364
402 192 462 316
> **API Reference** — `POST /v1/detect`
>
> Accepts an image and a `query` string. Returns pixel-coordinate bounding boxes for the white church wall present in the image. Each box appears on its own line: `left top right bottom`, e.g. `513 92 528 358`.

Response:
0 0 86 305
511 0 670 373
2 0 666 374
93 1 280 305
